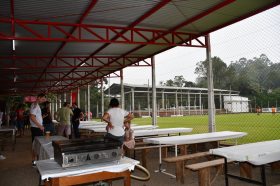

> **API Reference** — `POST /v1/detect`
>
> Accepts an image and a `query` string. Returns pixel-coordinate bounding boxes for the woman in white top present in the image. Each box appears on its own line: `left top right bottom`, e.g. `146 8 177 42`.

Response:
102 98 133 144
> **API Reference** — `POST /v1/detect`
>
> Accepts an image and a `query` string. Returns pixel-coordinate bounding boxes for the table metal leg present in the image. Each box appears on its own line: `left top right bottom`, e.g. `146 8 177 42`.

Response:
154 144 176 178
224 157 229 186
261 165 266 186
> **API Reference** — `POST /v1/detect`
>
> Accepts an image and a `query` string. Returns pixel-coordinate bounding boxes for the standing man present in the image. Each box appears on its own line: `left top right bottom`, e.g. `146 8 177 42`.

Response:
29 93 46 166
56 102 73 139
71 103 83 138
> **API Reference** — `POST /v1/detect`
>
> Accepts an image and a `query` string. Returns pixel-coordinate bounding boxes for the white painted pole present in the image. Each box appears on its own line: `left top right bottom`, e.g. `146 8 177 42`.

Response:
206 34 216 132
151 56 157 126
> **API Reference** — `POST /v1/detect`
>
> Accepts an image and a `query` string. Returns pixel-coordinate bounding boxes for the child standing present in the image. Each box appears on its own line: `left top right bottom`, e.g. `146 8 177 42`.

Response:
123 121 135 149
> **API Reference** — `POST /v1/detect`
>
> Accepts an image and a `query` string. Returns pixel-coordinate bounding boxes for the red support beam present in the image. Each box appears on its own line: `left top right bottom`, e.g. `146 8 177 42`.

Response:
31 0 99 91
0 56 147 70
52 0 172 92
57 0 234 92
0 18 199 47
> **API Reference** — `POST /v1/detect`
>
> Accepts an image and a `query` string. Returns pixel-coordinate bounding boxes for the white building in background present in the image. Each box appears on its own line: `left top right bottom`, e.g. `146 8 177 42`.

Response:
224 96 249 113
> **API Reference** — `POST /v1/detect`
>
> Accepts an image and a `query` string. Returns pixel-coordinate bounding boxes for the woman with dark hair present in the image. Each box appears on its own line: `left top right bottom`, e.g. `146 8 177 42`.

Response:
102 98 133 144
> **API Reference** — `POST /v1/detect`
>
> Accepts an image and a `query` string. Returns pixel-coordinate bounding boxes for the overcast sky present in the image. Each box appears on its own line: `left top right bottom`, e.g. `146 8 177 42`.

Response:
109 5 280 86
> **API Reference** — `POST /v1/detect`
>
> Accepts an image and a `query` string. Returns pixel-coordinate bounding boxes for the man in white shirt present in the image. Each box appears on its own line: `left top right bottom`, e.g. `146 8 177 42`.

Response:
29 93 46 166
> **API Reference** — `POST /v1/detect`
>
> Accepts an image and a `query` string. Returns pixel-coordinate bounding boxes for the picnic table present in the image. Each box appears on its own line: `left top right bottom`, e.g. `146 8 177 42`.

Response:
210 140 280 186
36 157 139 186
0 127 16 151
143 131 247 174
32 136 68 160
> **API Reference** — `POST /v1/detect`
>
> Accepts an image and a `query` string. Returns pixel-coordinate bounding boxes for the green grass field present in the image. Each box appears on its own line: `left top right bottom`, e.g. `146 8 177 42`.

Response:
132 113 280 144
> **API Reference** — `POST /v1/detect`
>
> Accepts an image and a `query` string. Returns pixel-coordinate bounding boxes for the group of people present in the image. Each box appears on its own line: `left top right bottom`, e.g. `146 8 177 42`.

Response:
17 93 133 165
54 102 83 139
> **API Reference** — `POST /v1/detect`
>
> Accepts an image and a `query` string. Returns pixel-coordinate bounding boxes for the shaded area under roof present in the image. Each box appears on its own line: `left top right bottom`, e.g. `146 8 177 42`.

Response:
0 0 279 95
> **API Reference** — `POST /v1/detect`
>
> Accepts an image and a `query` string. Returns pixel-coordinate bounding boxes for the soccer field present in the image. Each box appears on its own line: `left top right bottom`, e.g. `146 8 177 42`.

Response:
132 113 280 144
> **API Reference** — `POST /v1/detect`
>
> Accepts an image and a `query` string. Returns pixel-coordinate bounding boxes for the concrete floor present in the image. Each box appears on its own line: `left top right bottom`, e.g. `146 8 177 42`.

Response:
0 131 279 186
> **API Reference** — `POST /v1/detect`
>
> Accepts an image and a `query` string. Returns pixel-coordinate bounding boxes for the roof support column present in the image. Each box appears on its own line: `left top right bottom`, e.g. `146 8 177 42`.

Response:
59 94 62 108
161 91 165 109
87 84 91 121
188 91 190 115
55 95 58 112
77 87 80 108
206 34 216 132
219 92 222 111
151 56 157 126
63 93 66 103
51 100 54 120
175 91 178 115
84 89 87 117
120 70 125 109
147 83 150 117
70 90 72 106
131 88 135 112
199 91 202 115
101 79 104 116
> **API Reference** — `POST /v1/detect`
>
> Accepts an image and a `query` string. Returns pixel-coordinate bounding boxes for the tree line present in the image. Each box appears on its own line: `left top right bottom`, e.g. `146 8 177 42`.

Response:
160 54 280 108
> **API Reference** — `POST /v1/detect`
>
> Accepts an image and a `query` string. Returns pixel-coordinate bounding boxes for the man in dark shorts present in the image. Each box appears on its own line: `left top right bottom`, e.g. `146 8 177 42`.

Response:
29 93 46 166
71 103 83 138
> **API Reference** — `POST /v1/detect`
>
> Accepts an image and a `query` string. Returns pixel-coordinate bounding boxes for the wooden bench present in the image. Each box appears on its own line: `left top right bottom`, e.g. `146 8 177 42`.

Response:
162 151 210 184
126 143 172 168
186 159 233 186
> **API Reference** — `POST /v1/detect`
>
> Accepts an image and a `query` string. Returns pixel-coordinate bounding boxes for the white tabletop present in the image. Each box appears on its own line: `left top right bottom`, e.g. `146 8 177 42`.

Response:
210 140 280 165
134 128 192 137
92 125 158 133
143 131 247 145
37 156 139 180
32 136 68 160
0 127 16 135
80 121 105 125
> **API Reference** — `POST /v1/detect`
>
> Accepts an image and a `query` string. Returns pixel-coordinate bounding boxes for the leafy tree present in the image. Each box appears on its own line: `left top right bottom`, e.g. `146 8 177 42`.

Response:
159 75 196 87
195 56 231 89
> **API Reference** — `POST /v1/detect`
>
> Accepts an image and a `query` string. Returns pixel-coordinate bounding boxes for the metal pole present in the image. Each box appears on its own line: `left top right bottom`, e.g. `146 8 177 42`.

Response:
206 34 216 132
120 70 125 109
87 84 90 121
63 93 66 103
147 80 150 117
101 79 104 116
77 87 80 108
70 90 72 106
131 88 135 112
151 56 157 126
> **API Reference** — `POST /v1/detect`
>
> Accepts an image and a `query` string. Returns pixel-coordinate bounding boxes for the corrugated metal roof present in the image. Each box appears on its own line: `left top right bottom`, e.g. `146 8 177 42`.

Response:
0 0 279 95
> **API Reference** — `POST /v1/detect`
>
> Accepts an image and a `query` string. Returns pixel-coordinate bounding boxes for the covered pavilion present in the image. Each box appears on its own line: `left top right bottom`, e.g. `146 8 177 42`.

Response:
105 83 240 117
1 0 279 129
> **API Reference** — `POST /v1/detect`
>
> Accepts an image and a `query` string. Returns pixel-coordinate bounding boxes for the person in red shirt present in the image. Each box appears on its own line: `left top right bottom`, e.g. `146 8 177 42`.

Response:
16 104 25 137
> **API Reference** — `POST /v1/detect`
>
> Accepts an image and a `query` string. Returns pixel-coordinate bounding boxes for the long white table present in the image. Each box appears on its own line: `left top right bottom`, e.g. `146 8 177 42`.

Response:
91 125 158 133
143 131 247 174
32 136 68 160
0 127 16 150
210 140 280 185
134 128 192 137
37 157 139 186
